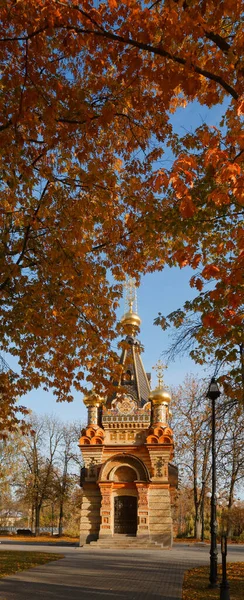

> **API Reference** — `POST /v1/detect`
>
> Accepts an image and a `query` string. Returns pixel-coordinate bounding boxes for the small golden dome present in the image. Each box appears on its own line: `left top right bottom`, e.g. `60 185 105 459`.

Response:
83 392 104 408
149 387 171 405
120 311 141 332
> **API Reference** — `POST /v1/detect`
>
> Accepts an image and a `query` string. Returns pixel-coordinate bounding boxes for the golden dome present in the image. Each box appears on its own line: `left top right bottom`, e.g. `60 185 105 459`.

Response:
83 392 104 408
120 311 141 332
149 387 171 405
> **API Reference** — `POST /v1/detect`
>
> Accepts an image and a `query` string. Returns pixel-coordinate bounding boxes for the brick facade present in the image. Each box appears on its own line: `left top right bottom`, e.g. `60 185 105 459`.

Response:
79 310 177 546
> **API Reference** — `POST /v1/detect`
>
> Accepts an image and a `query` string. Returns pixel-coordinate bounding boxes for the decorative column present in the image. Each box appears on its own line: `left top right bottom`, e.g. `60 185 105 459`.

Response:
152 400 169 425
83 392 104 426
98 482 113 538
150 360 171 426
79 483 101 545
136 483 150 539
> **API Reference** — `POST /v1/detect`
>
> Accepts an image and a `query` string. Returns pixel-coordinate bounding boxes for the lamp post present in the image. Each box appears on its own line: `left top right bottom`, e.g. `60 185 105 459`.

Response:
206 377 221 588
201 479 205 542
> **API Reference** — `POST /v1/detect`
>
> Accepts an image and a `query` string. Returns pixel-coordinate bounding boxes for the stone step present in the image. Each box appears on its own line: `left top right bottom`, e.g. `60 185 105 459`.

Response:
91 540 145 543
109 535 136 539
89 541 155 546
87 543 162 550
88 547 162 550
87 538 163 550
89 541 159 545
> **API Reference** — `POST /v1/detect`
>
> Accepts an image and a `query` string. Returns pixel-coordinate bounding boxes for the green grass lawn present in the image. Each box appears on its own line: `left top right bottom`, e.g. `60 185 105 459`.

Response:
0 551 63 579
182 563 244 600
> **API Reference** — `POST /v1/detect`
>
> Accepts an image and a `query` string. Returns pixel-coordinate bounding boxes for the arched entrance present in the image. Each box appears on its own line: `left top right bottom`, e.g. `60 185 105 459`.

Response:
98 454 150 539
113 465 137 534
114 496 137 534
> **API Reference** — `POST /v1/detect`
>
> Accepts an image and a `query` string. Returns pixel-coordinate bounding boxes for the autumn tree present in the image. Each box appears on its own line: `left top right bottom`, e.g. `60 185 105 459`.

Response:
61 485 83 537
220 501 244 539
217 403 244 534
0 416 82 535
0 432 25 526
0 357 29 439
51 422 82 536
17 414 63 535
0 1 243 422
171 376 214 537
171 375 244 538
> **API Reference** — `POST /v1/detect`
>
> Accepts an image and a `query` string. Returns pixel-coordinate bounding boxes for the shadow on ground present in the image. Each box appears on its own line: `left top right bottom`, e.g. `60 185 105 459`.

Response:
0 553 187 600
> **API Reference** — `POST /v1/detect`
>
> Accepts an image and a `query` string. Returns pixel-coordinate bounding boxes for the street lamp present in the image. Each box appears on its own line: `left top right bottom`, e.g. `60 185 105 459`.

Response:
206 377 221 588
201 479 206 542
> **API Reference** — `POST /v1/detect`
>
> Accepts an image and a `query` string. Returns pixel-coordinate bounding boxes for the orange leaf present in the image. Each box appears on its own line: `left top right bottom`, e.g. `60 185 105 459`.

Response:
179 197 196 218
202 265 220 279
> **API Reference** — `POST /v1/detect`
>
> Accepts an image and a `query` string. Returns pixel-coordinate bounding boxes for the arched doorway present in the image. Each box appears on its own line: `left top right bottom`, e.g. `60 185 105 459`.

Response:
98 454 150 539
113 466 137 534
114 496 137 534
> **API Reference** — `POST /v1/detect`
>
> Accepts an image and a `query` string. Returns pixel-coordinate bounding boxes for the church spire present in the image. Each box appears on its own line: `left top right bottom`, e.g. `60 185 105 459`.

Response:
125 276 138 313
113 277 150 407
120 276 141 336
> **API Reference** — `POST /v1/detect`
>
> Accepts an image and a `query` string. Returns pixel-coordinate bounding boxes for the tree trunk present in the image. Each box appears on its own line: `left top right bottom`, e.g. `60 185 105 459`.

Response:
226 440 239 537
35 504 41 536
193 436 200 539
195 512 201 539
226 488 234 537
58 500 64 537
240 343 244 404
31 502 35 533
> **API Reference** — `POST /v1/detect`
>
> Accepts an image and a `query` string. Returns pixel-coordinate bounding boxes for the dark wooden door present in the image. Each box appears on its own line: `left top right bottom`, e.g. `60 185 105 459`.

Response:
114 496 137 534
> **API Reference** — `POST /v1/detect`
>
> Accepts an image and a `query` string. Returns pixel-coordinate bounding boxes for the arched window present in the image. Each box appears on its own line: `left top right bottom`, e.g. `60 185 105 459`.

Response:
122 369 134 384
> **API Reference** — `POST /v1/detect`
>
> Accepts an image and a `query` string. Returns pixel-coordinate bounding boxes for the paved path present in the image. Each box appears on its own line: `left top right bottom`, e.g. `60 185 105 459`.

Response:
0 543 243 600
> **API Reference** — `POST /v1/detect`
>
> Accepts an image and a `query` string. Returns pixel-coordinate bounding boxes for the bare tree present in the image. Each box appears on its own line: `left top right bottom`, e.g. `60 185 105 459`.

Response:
0 415 83 535
217 404 244 534
17 414 62 535
53 422 83 536
171 375 226 538
171 375 244 539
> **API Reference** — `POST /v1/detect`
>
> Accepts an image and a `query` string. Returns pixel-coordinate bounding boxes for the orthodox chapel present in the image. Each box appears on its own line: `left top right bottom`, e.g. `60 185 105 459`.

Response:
79 286 178 547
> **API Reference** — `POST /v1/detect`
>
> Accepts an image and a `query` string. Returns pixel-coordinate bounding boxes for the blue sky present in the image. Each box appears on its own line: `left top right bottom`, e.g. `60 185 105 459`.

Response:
14 265 209 425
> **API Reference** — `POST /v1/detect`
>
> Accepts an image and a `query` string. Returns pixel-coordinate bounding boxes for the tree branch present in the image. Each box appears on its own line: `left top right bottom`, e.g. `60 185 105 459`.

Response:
67 25 239 100
204 31 231 53
0 181 50 292
0 17 238 100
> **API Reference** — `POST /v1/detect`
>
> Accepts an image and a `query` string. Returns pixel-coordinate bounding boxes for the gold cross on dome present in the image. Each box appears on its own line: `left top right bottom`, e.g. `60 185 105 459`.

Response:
124 276 137 313
153 360 167 388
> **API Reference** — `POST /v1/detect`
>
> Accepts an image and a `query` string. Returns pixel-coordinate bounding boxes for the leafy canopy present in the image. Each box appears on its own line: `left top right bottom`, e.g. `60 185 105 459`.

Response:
0 1 243 413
